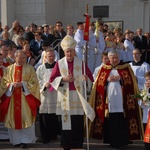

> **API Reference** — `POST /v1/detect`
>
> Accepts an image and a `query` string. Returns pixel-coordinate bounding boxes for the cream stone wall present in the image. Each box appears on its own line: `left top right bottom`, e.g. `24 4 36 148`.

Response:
0 0 150 32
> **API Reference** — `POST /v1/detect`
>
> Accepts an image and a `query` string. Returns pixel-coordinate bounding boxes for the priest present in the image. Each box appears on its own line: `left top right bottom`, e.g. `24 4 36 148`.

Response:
0 50 40 148
50 35 95 150
88 50 143 149
36 48 58 143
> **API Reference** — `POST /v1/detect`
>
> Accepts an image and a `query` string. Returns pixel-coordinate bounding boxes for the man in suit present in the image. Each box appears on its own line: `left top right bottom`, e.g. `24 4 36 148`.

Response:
25 23 37 42
30 31 43 57
42 24 56 46
133 28 147 62
53 21 66 58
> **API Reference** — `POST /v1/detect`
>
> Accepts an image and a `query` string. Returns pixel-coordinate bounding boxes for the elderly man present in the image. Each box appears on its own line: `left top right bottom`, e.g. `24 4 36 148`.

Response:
50 35 95 150
88 50 143 149
0 50 40 148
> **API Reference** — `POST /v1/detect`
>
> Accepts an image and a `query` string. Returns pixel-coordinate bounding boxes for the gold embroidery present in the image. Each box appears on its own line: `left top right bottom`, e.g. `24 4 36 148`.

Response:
145 135 150 142
61 68 67 75
76 86 81 92
145 119 150 143
127 94 135 110
97 72 107 86
63 114 68 123
75 65 81 72
129 118 139 135
65 36 71 42
96 94 103 110
122 70 132 85
94 117 102 134
63 98 66 102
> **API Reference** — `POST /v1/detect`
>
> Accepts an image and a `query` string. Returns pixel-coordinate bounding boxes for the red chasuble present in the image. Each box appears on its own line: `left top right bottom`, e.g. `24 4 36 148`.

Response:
91 62 143 140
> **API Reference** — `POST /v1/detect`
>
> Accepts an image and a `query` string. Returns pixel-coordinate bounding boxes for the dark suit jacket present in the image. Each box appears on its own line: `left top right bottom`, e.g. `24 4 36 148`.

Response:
25 32 35 42
53 30 66 39
133 35 147 62
42 33 56 45
53 30 66 58
30 39 43 56
133 35 147 51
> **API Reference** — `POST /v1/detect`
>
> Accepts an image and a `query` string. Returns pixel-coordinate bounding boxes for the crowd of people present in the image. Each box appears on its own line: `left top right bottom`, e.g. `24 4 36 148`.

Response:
0 19 150 150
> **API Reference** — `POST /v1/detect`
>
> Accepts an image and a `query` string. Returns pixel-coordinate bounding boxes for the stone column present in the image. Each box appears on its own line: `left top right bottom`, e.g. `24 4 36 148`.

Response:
1 0 15 27
0 0 1 21
141 0 150 32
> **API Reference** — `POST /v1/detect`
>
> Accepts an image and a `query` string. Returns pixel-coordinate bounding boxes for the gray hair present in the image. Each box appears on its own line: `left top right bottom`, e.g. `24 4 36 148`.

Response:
14 50 26 57
108 50 119 57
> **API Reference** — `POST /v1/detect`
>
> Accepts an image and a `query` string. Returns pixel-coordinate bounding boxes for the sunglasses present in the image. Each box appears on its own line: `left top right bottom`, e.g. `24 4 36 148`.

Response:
35 34 39 36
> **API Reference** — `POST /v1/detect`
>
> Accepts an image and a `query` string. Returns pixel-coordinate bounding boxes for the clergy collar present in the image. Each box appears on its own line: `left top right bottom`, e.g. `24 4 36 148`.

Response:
110 61 120 69
45 61 55 68
132 60 143 66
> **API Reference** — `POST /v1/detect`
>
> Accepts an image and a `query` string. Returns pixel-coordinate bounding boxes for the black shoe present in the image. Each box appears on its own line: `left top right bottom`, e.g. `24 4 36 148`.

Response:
14 144 21 147
20 143 27 149
128 141 133 144
118 146 125 150
43 139 49 144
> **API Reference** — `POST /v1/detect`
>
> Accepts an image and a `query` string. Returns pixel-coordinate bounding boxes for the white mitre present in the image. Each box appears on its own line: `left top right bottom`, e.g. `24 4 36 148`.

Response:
61 35 77 51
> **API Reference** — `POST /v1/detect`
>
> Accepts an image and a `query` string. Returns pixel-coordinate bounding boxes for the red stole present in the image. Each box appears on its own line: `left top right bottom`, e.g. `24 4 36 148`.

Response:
96 66 111 123
13 65 22 129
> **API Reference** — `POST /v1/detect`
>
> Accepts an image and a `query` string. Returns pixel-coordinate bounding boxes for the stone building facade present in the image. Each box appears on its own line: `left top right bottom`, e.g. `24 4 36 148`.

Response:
0 0 150 32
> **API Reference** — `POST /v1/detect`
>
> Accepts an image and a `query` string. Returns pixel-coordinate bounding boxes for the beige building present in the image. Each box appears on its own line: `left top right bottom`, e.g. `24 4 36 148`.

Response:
0 0 150 32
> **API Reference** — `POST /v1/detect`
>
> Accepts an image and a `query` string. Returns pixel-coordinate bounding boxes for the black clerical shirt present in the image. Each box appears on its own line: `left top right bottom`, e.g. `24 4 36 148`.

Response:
132 60 143 66
45 62 56 69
